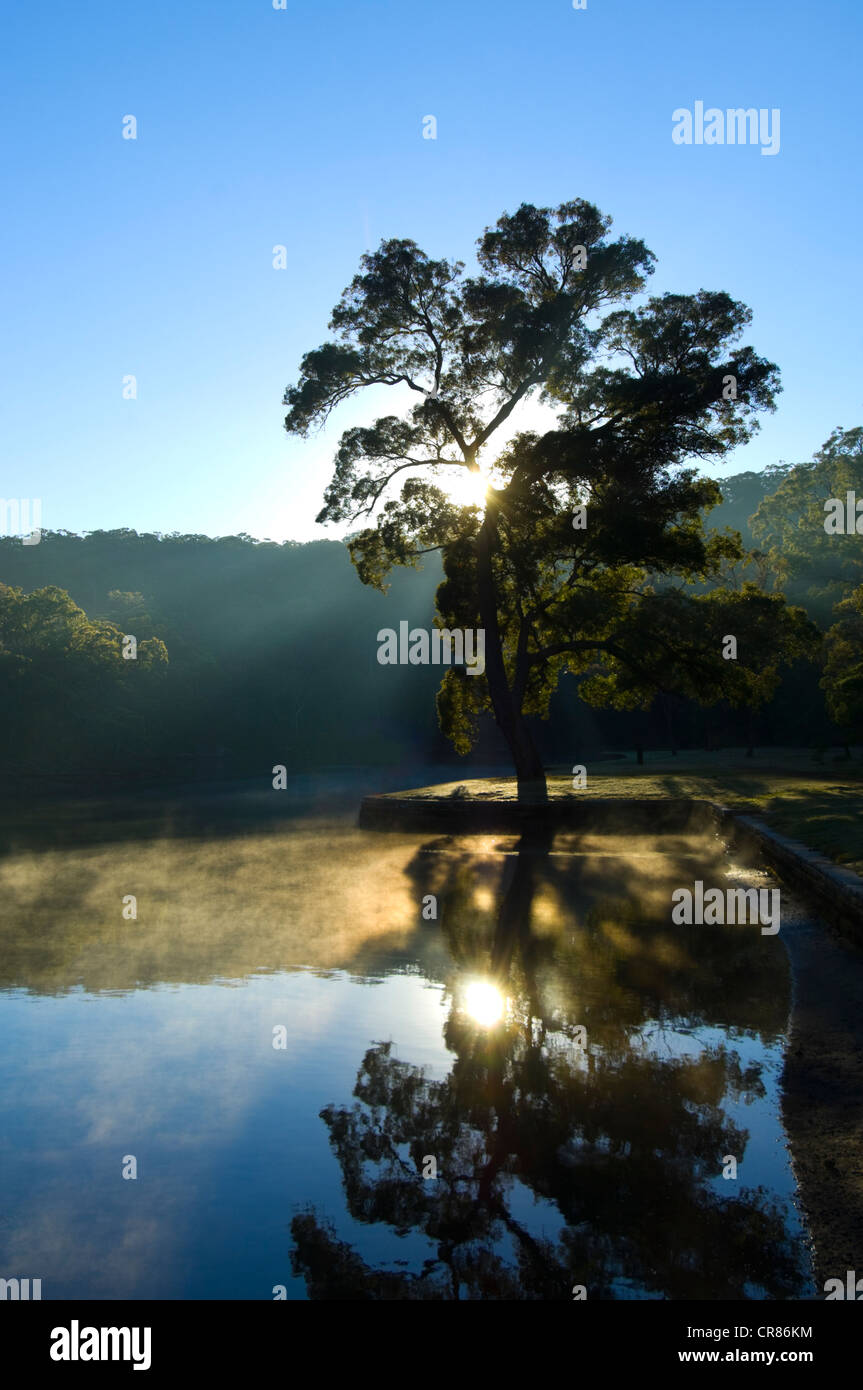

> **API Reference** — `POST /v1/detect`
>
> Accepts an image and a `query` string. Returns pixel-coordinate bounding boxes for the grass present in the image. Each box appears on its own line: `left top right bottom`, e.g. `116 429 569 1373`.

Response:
394 747 863 877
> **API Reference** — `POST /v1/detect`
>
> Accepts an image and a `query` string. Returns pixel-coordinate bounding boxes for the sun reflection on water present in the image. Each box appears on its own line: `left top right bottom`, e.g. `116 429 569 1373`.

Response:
463 979 505 1027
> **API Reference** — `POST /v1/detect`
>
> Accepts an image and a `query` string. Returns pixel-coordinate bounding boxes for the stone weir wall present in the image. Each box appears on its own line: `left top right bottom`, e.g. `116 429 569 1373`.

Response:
358 792 863 947
707 802 863 948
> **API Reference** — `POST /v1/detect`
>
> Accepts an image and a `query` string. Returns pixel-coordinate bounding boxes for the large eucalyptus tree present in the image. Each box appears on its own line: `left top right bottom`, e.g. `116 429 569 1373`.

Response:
284 199 810 799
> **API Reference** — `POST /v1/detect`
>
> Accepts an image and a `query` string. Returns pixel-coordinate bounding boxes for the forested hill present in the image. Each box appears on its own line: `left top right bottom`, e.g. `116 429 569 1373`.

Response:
705 465 793 543
0 530 449 775
0 459 782 613
0 466 830 780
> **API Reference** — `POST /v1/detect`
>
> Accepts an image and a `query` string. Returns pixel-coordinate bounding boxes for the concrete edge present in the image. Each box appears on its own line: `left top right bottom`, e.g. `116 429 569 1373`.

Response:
707 802 863 948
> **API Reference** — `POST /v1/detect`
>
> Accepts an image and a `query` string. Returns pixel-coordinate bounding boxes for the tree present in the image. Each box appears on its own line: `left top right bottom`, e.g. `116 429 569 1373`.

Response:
750 426 863 751
703 464 793 547
0 583 168 768
822 585 863 741
751 426 863 626
284 199 794 799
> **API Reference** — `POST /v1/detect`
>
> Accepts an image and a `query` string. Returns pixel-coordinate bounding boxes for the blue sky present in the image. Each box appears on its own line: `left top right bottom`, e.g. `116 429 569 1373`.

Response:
2 0 860 543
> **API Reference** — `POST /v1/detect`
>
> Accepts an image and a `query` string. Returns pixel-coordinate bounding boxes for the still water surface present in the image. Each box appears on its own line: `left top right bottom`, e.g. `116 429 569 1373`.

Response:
0 785 816 1299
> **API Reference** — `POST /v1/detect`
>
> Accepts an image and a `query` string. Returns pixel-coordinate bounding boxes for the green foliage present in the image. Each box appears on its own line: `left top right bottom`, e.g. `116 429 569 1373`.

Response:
0 582 168 767
0 529 447 773
751 425 863 623
0 522 838 777
707 465 793 546
574 584 817 714
285 199 800 774
822 584 863 735
750 426 863 744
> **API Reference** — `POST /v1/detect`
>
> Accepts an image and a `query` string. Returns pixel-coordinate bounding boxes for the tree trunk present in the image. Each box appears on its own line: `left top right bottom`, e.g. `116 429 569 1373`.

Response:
476 504 548 803
508 714 547 802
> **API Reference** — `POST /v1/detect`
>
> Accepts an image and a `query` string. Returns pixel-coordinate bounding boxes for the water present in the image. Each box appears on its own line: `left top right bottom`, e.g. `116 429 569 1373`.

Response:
0 786 816 1299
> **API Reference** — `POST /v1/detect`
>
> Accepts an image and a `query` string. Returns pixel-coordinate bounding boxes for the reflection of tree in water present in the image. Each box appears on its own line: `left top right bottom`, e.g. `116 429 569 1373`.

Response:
291 828 807 1300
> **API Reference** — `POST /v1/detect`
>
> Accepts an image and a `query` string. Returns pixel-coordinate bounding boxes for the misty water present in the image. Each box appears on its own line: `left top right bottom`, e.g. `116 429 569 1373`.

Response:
0 777 816 1299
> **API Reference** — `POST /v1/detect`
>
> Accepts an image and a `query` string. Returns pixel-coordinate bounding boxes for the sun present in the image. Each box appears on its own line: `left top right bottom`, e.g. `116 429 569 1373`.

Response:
442 465 490 510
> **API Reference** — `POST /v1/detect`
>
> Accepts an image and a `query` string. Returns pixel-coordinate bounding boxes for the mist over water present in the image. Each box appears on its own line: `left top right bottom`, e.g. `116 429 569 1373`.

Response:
0 780 815 1299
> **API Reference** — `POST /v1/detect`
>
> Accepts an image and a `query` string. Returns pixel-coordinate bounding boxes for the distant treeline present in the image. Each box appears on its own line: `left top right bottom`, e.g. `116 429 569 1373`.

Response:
0 457 856 780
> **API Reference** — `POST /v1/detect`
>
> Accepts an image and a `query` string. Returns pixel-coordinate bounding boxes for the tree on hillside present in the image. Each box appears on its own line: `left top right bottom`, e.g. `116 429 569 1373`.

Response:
284 199 811 799
0 583 168 767
751 426 863 624
704 465 792 546
751 426 863 751
821 585 863 743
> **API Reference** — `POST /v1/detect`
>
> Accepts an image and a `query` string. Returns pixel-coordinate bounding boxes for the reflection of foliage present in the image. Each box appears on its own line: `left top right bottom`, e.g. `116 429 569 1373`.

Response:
290 1211 451 1300
410 830 790 1050
291 834 807 1301
292 1036 802 1300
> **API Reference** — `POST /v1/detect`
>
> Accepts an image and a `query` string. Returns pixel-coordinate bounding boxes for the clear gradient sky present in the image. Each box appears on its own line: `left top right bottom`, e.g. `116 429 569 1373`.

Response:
2 0 860 542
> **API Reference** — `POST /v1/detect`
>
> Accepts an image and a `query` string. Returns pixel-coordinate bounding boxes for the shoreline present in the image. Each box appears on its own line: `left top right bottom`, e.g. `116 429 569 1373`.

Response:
780 906 863 1291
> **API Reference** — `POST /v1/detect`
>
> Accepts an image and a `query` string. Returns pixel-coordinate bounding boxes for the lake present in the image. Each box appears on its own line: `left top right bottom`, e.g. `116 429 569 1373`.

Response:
0 778 816 1299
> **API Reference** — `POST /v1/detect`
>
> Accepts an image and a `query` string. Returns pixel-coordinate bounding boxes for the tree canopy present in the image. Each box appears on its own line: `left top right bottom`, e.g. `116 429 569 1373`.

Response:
751 426 863 624
285 198 814 797
0 582 167 768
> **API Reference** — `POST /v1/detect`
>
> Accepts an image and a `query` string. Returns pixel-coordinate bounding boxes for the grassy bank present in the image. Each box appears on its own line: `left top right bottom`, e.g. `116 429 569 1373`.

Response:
397 748 863 876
